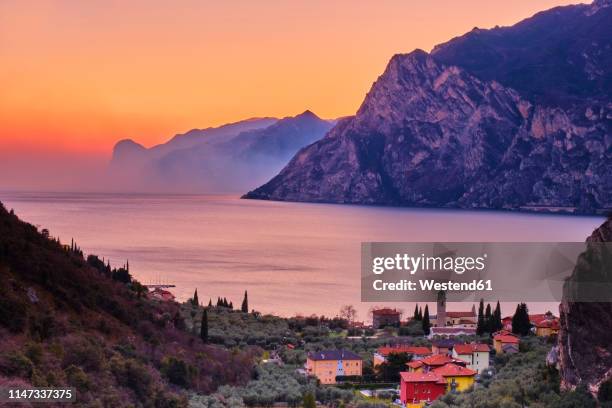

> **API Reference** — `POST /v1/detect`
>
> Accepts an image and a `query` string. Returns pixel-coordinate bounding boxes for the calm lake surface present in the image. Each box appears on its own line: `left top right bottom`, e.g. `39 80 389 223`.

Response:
0 192 604 320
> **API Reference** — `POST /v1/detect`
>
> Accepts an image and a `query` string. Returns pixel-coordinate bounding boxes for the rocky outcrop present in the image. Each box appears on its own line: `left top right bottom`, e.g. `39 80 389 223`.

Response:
244 1 611 214
244 50 610 213
558 216 612 395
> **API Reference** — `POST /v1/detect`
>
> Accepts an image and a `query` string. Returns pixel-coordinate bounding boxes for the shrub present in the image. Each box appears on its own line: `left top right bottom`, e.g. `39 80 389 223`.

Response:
0 352 34 378
29 311 56 340
31 368 48 387
64 364 91 391
303 392 316 408
161 356 197 387
111 356 155 399
61 336 105 372
24 342 44 365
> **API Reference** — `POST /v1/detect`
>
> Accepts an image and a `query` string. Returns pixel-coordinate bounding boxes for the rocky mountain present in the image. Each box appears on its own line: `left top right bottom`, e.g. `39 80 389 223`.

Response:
558 215 612 395
110 112 332 192
432 0 612 109
244 1 611 214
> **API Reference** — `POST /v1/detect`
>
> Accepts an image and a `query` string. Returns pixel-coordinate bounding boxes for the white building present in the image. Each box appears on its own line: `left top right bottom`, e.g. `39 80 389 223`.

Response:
452 344 490 374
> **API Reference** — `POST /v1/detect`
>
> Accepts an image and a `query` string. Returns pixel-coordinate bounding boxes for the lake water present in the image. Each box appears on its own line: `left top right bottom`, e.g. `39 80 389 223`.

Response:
0 192 604 321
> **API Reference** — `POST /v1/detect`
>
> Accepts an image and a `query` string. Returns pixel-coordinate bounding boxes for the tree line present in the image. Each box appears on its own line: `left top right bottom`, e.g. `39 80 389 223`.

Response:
476 300 503 335
188 290 251 344
412 304 431 335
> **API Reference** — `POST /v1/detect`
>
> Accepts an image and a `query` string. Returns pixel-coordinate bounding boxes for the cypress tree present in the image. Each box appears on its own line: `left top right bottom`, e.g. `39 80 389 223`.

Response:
477 299 485 335
200 308 208 343
192 289 199 306
413 304 420 321
519 303 531 335
241 290 249 313
208 299 213 307
485 303 492 333
418 306 423 321
422 305 431 335
511 303 531 336
493 301 502 332
512 304 521 335
229 301 233 309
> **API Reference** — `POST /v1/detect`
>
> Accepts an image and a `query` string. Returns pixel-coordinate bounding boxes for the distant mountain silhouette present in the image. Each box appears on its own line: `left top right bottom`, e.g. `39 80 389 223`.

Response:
110 112 333 192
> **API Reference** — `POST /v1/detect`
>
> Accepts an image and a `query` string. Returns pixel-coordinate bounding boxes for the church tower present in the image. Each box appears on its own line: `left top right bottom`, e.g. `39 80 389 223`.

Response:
437 290 447 327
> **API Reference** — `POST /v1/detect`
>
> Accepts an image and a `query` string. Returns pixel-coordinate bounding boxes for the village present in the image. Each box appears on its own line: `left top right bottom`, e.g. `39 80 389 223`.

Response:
301 294 560 408
154 285 563 408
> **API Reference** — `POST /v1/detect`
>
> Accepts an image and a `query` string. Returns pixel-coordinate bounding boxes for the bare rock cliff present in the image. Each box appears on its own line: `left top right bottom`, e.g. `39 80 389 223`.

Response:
558 216 612 394
243 1 611 214
244 50 610 213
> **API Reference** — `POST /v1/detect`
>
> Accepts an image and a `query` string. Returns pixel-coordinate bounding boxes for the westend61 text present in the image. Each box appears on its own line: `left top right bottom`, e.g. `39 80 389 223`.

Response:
373 279 493 292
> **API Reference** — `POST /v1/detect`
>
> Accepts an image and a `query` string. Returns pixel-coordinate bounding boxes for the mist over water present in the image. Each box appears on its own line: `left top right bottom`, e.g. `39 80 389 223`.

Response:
0 192 603 321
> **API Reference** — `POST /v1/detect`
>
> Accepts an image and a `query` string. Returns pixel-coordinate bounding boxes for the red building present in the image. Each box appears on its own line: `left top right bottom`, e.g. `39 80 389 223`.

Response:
149 288 176 302
372 308 401 329
400 372 447 406
502 316 513 331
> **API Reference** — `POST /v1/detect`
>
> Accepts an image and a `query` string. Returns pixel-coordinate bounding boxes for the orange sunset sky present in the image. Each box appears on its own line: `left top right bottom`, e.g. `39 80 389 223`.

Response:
0 0 583 189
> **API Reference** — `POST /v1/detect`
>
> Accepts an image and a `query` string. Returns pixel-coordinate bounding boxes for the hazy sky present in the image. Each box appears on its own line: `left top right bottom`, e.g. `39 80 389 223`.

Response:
0 0 582 190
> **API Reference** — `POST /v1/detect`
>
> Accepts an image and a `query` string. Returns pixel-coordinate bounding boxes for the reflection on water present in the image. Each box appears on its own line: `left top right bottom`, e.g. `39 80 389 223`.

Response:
0 192 603 320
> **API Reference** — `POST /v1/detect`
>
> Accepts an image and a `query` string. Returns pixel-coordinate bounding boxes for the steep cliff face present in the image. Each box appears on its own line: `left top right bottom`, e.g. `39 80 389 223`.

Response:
558 217 612 395
244 50 610 213
244 1 611 214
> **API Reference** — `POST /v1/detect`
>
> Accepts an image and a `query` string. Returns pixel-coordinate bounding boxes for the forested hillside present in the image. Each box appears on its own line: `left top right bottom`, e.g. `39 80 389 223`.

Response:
0 202 258 407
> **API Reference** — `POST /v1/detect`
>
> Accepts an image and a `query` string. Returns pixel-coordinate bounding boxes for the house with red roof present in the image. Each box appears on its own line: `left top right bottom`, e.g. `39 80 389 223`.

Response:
492 329 514 337
529 311 556 324
407 354 468 373
432 363 477 392
534 319 560 337
372 308 401 329
149 288 175 302
400 372 447 407
400 360 478 406
373 345 431 367
452 343 490 373
493 334 520 354
502 316 513 331
406 360 424 373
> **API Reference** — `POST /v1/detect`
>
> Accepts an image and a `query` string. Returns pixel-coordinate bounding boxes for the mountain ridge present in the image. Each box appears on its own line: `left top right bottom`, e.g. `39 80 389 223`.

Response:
109 112 333 192
243 1 611 214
